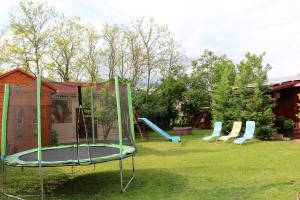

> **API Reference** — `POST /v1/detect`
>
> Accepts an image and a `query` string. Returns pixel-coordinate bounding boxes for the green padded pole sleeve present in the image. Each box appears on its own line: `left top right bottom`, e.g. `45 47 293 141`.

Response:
1 84 9 159
37 75 42 161
91 87 95 144
127 83 135 143
115 77 123 153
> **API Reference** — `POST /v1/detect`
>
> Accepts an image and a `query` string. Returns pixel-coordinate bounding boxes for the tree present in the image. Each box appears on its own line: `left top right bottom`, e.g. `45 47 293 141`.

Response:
160 35 185 78
235 52 274 139
185 50 235 124
0 1 56 75
117 35 129 81
48 16 84 81
102 23 121 79
248 65 274 140
81 25 102 82
192 50 234 91
134 18 169 99
133 76 186 128
211 63 236 132
94 85 117 140
181 75 210 120
124 28 144 87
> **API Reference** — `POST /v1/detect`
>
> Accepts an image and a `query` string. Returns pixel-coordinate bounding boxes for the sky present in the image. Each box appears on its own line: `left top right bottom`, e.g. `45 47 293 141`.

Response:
0 0 300 78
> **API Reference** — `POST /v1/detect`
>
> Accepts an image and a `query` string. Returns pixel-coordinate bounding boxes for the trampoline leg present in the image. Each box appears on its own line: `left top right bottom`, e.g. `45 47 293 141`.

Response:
2 163 25 200
1 160 7 193
38 161 44 200
119 155 135 192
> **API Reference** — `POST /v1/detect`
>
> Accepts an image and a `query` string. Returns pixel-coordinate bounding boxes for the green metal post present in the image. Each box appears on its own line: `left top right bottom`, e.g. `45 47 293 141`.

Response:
1 84 9 160
127 83 135 143
90 86 95 144
37 75 42 161
115 77 123 154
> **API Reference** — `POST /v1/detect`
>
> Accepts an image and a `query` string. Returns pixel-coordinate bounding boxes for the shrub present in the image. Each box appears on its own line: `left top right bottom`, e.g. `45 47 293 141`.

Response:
274 116 295 137
256 127 273 140
274 115 286 133
282 119 295 137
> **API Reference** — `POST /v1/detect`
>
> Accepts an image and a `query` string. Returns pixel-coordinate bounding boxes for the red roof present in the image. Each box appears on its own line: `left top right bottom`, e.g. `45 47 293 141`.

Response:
0 68 111 96
46 81 106 95
0 68 57 91
46 82 84 95
272 81 300 91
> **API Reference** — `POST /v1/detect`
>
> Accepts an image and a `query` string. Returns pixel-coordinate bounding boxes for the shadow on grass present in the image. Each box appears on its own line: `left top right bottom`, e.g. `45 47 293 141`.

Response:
50 169 188 200
1 167 189 200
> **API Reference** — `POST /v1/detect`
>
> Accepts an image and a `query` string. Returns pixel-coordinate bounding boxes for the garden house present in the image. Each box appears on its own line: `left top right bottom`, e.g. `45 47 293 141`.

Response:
0 68 56 153
269 76 300 136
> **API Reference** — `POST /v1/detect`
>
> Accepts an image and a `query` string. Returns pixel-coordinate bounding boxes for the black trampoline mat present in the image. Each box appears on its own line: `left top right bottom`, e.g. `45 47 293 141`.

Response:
19 146 120 162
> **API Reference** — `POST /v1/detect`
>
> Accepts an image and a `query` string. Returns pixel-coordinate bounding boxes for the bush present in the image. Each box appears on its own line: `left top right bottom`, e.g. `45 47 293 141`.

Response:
282 119 295 137
274 116 295 137
274 115 286 133
256 127 273 140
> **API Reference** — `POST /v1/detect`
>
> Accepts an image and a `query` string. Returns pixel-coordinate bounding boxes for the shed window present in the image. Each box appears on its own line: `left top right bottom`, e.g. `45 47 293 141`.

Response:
52 98 72 123
16 107 24 138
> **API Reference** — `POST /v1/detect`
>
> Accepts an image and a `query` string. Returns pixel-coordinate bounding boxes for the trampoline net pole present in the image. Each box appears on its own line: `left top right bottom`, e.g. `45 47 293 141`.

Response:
115 77 123 154
37 75 44 200
37 75 42 161
127 83 135 143
1 84 9 160
1 84 9 194
90 86 95 144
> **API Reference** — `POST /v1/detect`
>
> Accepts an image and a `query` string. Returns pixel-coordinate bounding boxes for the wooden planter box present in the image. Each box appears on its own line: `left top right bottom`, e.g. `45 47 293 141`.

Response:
173 127 193 135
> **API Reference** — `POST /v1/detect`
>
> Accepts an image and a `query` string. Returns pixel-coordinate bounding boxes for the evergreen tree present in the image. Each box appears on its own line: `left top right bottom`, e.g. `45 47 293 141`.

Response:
247 67 274 140
211 63 235 132
235 52 274 139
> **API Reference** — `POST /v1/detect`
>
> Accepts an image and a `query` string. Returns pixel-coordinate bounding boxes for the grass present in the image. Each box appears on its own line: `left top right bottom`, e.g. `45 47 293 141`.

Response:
2 129 300 199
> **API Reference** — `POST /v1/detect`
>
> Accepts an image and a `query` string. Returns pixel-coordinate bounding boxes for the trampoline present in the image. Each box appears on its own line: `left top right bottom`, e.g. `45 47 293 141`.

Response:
1 76 136 199
6 144 136 167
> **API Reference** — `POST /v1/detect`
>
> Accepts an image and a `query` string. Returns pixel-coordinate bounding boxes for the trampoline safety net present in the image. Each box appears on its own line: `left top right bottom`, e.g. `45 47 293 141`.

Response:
2 78 135 166
0 77 136 198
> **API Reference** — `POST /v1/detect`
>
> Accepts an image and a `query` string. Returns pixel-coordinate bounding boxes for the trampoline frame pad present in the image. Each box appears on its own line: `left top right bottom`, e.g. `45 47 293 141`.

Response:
5 143 136 167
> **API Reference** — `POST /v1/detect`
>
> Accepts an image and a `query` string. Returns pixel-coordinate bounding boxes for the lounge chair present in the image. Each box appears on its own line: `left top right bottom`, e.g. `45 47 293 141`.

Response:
233 121 255 144
218 121 242 142
203 122 222 141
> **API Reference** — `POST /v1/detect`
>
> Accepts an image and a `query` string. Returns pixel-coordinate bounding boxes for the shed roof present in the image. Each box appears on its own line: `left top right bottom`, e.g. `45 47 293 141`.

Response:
247 75 300 91
272 81 300 91
0 68 57 92
267 75 300 85
46 81 107 96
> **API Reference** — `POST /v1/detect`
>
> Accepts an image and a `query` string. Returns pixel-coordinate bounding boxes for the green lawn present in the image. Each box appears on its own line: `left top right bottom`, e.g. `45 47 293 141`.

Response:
2 129 300 199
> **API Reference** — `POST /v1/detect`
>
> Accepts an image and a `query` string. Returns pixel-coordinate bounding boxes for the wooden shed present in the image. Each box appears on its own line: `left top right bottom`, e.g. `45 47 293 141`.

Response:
0 68 56 153
270 77 300 137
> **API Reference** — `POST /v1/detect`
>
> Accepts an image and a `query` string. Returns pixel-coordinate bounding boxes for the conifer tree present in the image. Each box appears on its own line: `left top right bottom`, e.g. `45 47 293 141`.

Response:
235 52 274 139
211 59 235 132
247 66 274 139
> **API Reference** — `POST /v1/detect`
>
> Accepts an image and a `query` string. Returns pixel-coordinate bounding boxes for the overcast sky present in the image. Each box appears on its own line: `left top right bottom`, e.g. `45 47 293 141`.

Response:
1 0 300 78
